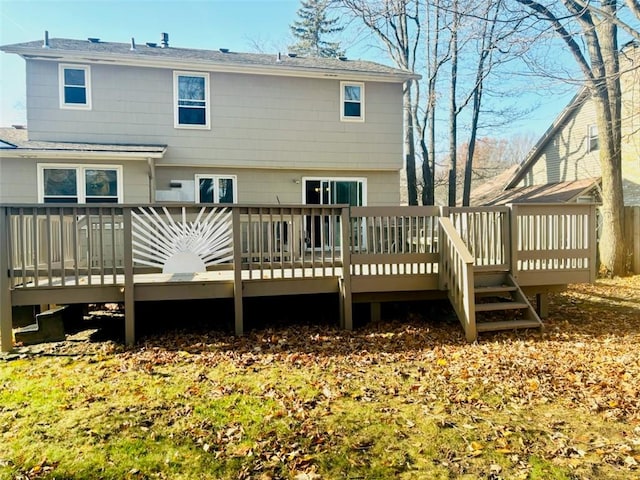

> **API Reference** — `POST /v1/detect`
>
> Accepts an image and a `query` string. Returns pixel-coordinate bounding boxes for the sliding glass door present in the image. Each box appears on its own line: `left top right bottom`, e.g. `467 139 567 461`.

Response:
303 178 366 249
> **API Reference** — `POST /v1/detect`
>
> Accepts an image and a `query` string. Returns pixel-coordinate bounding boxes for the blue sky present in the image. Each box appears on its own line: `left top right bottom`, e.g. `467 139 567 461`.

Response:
0 0 574 139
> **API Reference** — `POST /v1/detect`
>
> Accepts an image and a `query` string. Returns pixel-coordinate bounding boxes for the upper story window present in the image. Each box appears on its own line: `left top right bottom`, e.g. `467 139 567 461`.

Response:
39 164 122 203
587 124 599 152
174 72 210 129
59 64 91 109
340 81 365 122
195 175 236 203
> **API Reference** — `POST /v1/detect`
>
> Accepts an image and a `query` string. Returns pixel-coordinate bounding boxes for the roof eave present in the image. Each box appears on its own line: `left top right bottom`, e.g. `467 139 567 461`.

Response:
0 148 166 160
3 46 419 83
506 87 591 189
566 178 601 202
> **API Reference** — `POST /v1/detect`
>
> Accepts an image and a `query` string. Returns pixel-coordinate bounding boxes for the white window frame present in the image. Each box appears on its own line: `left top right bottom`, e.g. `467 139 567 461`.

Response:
174 71 211 129
38 164 123 203
58 64 92 110
587 124 599 153
195 174 237 203
340 81 365 122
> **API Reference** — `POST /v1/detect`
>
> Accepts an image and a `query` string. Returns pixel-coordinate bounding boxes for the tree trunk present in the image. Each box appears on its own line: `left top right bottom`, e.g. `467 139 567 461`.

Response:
448 3 459 207
595 5 626 275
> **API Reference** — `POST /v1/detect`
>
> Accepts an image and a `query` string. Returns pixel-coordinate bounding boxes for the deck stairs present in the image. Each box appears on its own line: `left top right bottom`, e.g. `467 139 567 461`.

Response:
472 271 543 334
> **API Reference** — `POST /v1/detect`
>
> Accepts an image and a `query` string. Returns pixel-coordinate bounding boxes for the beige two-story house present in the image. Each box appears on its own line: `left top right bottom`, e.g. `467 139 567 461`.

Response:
0 33 418 207
482 41 640 206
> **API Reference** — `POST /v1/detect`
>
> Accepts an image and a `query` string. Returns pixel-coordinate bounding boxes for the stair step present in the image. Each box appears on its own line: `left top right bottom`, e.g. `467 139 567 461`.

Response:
475 301 529 312
477 319 543 332
474 285 517 294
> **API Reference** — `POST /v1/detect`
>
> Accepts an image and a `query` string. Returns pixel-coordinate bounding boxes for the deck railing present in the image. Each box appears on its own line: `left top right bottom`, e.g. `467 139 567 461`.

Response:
4 205 348 288
448 206 510 271
438 216 476 342
237 205 344 279
349 206 440 276
511 203 597 284
7 206 126 288
3 203 599 291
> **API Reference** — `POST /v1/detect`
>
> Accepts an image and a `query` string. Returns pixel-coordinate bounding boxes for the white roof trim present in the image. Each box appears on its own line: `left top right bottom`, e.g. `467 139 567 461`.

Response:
0 149 165 160
10 49 419 83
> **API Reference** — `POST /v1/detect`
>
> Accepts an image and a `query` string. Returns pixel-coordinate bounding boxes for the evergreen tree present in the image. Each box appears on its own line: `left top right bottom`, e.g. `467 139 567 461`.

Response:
289 0 344 57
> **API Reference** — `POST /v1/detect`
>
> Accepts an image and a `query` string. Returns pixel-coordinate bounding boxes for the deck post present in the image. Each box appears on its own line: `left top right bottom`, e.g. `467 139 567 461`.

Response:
232 208 243 335
536 292 549 318
588 204 597 282
509 204 519 280
123 207 135 346
370 302 381 323
438 207 449 291
0 208 13 352
340 206 352 330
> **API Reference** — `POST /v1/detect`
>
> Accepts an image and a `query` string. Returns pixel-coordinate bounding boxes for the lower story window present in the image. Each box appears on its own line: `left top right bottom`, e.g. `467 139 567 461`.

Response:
39 165 122 203
196 175 237 203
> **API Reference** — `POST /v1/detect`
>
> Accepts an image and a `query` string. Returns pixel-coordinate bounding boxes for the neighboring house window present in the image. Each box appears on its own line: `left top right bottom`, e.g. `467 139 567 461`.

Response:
196 175 236 203
39 165 122 203
587 124 599 152
59 64 91 109
340 81 365 122
174 72 210 128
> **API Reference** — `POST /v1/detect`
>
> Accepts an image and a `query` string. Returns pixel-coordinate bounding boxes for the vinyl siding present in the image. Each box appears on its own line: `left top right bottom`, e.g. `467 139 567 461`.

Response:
26 60 404 173
516 45 640 205
518 99 601 188
155 167 400 205
621 51 640 205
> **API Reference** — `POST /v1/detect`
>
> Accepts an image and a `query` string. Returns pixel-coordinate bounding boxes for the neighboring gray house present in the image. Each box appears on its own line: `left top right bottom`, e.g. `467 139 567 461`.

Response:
0 34 418 207
482 41 639 206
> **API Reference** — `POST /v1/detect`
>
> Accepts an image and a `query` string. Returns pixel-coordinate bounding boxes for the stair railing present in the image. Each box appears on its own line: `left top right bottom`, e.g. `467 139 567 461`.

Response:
439 217 477 342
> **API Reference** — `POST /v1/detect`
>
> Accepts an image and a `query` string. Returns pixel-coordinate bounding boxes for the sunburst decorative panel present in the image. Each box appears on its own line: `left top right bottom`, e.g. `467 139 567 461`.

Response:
131 206 233 273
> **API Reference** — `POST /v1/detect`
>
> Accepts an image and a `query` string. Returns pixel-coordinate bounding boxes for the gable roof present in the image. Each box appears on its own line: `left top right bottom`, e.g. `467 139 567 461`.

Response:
505 87 590 189
0 127 166 159
0 37 420 83
506 42 640 190
468 164 519 205
481 177 600 205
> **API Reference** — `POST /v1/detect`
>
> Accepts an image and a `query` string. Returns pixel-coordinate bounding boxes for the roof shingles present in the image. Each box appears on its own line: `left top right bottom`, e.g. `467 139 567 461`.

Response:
0 127 166 154
1 38 418 81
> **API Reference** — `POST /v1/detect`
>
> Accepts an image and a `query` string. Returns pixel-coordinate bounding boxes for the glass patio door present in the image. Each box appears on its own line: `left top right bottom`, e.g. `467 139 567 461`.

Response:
304 178 365 249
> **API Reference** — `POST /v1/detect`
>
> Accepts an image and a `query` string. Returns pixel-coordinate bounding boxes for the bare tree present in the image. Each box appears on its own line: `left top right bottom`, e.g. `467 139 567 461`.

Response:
461 0 512 206
448 0 461 206
337 0 421 205
417 0 450 205
514 0 640 275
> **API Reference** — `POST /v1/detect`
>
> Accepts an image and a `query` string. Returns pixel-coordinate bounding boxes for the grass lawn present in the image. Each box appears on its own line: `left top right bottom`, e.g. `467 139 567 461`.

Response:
1 276 639 479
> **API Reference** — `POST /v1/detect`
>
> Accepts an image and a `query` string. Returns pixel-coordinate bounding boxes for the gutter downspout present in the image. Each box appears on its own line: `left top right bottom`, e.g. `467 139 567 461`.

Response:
147 157 156 203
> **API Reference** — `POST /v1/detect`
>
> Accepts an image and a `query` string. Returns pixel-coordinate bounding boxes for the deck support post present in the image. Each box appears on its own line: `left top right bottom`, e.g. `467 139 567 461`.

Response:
1 208 14 352
232 208 243 335
536 293 549 319
370 302 381 323
123 208 135 346
508 203 519 280
340 207 352 330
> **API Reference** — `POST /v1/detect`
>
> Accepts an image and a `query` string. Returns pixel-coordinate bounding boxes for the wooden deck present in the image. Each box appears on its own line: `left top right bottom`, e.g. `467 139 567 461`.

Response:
0 203 598 351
